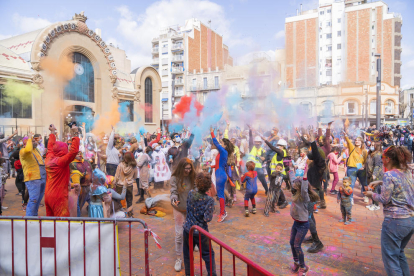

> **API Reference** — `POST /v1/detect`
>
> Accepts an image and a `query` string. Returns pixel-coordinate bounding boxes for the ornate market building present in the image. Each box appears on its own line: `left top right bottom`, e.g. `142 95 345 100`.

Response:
0 12 161 137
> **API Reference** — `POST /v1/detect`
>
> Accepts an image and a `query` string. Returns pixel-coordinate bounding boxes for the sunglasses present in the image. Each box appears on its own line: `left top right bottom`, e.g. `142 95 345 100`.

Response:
184 167 192 171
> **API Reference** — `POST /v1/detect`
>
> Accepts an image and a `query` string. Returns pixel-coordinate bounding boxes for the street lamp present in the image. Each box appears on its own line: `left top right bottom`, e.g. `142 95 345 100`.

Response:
375 53 381 128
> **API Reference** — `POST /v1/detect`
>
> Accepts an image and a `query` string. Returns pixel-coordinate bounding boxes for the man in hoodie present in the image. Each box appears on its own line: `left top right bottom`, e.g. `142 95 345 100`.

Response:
168 132 195 170
45 124 80 217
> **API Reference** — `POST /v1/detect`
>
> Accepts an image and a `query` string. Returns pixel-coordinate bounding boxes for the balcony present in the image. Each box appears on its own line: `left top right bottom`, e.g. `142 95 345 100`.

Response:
172 44 184 51
161 47 168 53
174 89 184 96
172 67 184 74
151 58 159 65
152 47 159 54
171 34 183 41
152 37 159 43
174 79 184 85
162 81 168 87
172 55 184 62
325 63 332 68
190 84 220 92
162 70 168 76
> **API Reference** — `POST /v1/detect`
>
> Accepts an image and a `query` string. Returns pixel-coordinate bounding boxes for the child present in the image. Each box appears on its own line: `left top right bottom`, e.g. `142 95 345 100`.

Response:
183 172 216 276
241 161 258 217
264 163 284 217
337 177 353 225
327 147 343 194
294 148 308 177
289 171 319 276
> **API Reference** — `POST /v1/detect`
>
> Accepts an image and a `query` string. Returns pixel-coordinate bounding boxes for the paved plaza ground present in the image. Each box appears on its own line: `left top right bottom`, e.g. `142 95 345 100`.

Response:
2 167 413 275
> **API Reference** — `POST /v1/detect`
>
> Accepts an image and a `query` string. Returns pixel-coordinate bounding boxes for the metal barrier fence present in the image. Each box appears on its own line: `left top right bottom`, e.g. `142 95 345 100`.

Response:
189 225 274 276
0 216 155 276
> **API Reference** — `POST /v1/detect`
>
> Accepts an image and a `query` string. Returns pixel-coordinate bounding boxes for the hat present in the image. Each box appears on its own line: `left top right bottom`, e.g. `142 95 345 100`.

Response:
92 185 108 196
254 136 261 142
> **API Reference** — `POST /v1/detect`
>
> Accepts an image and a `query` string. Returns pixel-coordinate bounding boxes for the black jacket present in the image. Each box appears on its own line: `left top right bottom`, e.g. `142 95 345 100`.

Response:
306 141 325 189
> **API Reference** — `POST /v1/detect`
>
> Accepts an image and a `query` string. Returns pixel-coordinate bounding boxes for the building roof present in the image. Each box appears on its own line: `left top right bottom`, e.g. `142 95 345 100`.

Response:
0 29 43 56
0 45 32 72
130 67 140 74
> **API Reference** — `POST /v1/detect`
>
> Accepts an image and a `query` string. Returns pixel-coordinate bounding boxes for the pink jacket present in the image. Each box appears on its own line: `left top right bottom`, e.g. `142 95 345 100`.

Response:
327 152 342 173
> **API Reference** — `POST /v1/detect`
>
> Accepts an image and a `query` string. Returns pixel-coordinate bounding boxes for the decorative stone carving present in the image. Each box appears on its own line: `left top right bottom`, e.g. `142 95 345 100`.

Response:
111 87 119 99
31 61 40 71
72 12 87 23
136 84 141 90
32 74 43 84
134 91 141 102
110 74 117 84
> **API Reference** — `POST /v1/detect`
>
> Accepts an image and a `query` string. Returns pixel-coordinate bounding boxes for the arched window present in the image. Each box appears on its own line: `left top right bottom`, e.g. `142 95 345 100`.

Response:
64 53 94 102
300 102 312 117
321 101 334 117
370 99 376 114
345 101 358 115
385 100 394 115
145 77 153 123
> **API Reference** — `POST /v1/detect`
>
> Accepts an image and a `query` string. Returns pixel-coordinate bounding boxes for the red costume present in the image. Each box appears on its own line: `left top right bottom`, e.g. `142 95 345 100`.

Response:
45 134 80 217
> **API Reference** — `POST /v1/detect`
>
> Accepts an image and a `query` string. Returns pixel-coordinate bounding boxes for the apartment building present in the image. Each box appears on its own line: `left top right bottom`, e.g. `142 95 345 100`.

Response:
285 0 402 88
151 18 233 121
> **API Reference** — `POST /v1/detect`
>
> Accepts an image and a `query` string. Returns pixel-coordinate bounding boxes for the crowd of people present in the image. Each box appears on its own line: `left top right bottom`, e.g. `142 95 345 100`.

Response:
0 120 413 276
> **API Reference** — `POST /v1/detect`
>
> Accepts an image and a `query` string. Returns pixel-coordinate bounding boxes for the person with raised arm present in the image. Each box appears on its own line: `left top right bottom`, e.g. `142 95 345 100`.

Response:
44 124 80 217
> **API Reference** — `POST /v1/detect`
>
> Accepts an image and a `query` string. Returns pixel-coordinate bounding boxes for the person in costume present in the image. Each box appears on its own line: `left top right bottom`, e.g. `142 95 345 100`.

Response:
45 124 80 217
210 127 234 223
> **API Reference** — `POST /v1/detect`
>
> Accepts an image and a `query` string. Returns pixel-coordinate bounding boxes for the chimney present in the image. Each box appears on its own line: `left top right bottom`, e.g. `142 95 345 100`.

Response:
95 28 102 37
297 9 299 16
300 4 302 15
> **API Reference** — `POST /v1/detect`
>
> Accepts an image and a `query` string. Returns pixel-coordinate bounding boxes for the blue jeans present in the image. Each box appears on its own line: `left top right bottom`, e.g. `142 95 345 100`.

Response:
381 216 414 276
255 168 268 193
26 166 46 216
346 167 367 199
290 221 310 268
183 229 217 276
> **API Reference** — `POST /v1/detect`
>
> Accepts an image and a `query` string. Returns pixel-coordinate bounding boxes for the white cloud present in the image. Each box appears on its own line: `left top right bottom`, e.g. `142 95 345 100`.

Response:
115 0 253 68
403 59 414 69
12 13 51 33
274 30 284 40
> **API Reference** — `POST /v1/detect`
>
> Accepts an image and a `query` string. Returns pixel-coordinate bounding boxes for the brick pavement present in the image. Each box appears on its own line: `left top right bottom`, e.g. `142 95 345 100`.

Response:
1 167 413 275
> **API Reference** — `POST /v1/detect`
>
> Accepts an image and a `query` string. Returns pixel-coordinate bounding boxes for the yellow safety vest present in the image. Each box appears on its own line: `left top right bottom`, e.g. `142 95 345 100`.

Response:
270 149 287 175
248 147 265 168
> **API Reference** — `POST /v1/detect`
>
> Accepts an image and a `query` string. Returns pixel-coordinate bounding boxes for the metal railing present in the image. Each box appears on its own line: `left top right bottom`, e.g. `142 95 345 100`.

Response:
0 216 157 276
189 225 273 276
190 84 220 92
172 67 184 73
172 44 184 51
172 55 184 62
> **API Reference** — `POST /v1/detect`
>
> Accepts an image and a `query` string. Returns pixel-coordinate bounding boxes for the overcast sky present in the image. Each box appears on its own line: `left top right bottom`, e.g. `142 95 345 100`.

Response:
0 0 413 89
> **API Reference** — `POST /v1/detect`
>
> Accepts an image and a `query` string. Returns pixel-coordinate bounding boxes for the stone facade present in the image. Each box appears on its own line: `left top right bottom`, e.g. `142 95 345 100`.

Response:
0 13 161 136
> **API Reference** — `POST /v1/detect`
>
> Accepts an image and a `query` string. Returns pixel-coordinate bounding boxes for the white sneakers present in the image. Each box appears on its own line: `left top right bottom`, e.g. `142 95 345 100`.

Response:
366 205 380 211
1 206 8 210
194 245 199 252
363 196 369 203
174 258 182 272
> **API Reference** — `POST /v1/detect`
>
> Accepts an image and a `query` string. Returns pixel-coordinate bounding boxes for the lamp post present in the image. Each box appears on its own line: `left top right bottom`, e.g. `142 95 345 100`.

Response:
375 54 381 128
